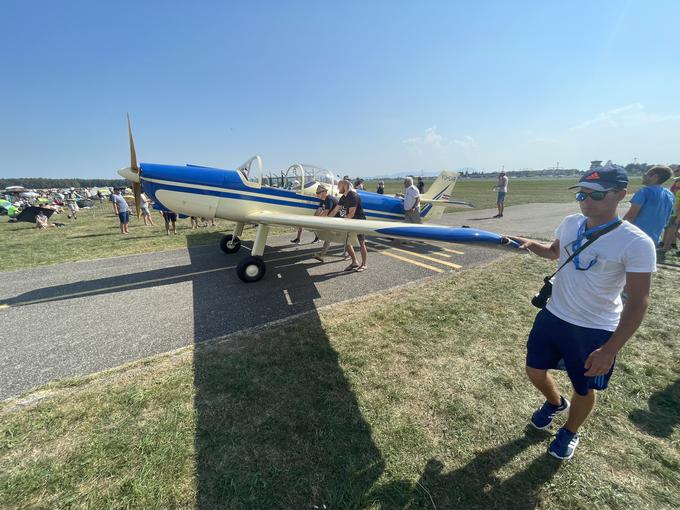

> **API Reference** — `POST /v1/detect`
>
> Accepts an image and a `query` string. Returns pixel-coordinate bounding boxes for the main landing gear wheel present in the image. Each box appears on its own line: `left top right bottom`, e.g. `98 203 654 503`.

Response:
237 256 266 283
219 234 241 254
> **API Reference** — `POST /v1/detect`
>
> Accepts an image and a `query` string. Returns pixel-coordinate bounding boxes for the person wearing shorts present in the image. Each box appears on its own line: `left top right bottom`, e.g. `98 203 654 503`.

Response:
494 171 508 218
162 211 178 235
511 163 655 460
329 179 368 272
111 189 130 234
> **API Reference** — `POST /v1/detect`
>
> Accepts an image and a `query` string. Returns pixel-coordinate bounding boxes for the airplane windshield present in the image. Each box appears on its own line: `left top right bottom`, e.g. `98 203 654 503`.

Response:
282 164 336 195
236 156 263 187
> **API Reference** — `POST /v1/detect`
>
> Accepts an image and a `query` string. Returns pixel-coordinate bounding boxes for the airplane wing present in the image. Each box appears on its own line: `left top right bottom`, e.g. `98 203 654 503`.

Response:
420 198 475 209
246 211 520 249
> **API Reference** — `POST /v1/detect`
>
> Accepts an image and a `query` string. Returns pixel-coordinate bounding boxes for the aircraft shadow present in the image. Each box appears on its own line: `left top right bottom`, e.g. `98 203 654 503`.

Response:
629 379 680 438
189 244 385 507
366 427 560 509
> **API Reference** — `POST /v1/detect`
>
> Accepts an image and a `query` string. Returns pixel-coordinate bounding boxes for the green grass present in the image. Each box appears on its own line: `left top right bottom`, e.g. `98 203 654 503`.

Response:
0 202 293 272
1 255 678 509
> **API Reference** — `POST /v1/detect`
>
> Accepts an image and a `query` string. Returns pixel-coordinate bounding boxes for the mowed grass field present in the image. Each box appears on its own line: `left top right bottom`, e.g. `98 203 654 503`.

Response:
0 177 652 273
1 255 678 509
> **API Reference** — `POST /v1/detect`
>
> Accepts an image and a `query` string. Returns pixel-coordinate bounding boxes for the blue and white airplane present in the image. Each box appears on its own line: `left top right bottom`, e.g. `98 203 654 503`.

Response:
119 116 519 282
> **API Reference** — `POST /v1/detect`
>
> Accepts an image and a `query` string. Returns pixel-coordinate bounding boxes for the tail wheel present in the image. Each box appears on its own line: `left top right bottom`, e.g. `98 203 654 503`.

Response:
237 256 266 283
220 234 241 254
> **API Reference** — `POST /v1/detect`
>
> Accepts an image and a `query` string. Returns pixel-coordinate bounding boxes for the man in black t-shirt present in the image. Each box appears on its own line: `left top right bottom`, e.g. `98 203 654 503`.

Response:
329 179 368 272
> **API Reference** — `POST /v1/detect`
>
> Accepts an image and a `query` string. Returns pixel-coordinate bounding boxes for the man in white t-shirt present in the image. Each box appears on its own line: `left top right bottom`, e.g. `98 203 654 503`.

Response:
494 171 509 218
511 163 656 460
403 176 421 223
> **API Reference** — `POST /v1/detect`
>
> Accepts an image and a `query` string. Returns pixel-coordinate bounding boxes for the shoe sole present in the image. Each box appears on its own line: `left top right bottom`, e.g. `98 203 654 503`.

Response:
548 436 579 460
530 399 571 430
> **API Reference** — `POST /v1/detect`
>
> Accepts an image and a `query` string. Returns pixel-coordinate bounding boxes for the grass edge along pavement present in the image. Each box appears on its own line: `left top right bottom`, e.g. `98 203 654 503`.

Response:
2 255 678 509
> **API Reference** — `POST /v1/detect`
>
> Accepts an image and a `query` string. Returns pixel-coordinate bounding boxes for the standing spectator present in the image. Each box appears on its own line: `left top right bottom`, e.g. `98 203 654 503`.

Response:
417 176 425 194
111 189 130 234
376 181 385 195
161 210 178 235
190 216 199 229
494 171 509 218
511 164 656 460
660 165 680 255
403 177 421 223
354 178 365 190
66 188 79 219
140 193 154 226
329 179 368 272
312 185 339 262
623 165 674 246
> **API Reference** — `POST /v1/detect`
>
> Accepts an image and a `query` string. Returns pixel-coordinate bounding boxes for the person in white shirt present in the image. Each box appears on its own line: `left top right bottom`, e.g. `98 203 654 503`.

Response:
510 163 656 460
140 193 154 226
494 171 509 218
402 177 421 223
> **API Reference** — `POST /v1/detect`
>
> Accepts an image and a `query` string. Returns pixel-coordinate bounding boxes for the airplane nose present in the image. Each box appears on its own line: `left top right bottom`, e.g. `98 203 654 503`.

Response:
118 166 140 183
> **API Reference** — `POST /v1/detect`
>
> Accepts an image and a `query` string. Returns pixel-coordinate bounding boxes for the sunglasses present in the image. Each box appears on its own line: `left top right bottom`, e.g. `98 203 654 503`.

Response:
575 190 611 202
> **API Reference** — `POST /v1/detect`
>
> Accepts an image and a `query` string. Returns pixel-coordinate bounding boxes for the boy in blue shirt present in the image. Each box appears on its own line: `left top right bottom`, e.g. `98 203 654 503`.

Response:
623 165 674 245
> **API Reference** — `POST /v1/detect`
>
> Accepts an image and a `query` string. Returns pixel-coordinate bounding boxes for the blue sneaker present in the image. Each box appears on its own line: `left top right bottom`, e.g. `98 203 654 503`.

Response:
530 395 570 430
548 427 580 460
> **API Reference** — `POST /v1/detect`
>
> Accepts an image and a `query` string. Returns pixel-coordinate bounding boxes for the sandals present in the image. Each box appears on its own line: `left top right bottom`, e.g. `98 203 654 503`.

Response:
344 264 359 271
355 266 367 273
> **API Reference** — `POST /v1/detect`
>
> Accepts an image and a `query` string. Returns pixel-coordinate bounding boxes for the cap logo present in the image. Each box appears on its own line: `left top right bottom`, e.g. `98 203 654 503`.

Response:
586 172 600 180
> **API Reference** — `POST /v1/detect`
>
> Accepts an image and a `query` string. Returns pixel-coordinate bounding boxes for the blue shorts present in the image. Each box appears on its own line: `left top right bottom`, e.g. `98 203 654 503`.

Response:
497 191 507 203
526 309 615 396
118 211 130 224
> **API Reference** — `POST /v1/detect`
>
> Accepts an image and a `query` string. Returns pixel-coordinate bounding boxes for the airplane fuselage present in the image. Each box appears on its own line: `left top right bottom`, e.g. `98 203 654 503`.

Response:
139 163 409 223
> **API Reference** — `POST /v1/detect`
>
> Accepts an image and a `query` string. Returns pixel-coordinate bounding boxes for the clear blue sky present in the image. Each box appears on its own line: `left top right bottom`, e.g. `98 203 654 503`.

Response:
2 0 679 178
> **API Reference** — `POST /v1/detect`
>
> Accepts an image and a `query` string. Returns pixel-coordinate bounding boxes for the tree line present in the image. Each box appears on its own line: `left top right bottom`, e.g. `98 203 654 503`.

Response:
1 178 128 189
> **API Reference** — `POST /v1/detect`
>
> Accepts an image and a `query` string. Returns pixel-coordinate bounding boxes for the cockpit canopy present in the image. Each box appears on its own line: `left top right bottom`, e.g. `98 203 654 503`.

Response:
236 156 337 195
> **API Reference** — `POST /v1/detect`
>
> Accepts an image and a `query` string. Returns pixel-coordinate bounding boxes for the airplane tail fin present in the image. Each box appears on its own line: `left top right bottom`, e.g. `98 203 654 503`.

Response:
420 170 459 221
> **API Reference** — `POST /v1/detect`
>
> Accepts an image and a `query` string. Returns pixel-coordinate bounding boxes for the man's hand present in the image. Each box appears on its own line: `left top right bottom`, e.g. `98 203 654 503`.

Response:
505 236 560 260
584 347 616 376
508 236 533 250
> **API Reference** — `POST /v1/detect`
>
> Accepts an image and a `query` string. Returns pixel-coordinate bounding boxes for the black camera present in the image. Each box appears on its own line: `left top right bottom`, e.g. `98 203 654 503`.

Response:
531 277 553 309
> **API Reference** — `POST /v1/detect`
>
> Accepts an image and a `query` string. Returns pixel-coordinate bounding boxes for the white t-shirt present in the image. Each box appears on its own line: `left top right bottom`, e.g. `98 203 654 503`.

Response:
404 185 420 211
498 175 508 192
546 214 656 331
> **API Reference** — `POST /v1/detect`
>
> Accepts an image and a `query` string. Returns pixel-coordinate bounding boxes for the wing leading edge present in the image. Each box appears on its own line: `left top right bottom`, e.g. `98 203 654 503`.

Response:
246 211 520 249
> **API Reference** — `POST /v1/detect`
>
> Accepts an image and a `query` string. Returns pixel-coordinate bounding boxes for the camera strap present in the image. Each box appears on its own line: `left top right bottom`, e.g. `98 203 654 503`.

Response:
547 219 622 280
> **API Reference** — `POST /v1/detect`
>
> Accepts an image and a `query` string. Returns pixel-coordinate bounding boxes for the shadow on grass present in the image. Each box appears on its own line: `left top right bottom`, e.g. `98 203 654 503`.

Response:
629 379 680 438
189 246 385 508
368 428 560 509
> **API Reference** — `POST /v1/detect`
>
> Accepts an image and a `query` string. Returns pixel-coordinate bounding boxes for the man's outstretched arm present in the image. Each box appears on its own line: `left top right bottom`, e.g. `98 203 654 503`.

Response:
509 236 560 260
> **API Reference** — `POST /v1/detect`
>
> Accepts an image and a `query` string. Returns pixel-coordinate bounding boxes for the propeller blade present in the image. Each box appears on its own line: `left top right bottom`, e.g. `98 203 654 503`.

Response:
127 113 138 173
133 182 142 219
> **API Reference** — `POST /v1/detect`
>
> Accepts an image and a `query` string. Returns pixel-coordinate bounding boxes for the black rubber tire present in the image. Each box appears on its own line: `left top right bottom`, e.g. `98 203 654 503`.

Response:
219 234 241 254
236 256 266 283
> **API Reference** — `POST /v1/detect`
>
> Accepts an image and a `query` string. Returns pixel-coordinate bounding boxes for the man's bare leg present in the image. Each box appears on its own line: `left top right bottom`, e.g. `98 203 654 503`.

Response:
358 241 368 268
564 390 596 433
345 244 358 267
526 367 561 405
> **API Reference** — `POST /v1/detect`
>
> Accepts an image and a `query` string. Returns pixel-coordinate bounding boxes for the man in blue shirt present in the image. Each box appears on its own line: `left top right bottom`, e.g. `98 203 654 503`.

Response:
623 165 674 245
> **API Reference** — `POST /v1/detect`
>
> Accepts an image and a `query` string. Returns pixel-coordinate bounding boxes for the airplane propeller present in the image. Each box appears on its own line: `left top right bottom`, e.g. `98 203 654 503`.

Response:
127 113 142 219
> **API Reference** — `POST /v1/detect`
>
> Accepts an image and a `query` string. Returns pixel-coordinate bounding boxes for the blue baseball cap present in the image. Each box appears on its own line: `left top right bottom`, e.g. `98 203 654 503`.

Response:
569 161 629 191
